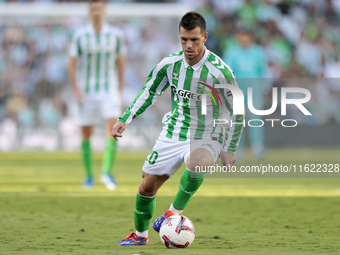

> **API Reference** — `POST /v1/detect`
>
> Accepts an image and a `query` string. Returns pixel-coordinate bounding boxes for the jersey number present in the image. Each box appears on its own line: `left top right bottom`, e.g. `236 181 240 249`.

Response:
147 151 158 165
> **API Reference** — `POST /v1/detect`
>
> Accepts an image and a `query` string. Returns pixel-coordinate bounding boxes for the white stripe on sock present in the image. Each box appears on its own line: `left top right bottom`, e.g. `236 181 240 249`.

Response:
138 192 156 198
135 230 148 238
170 203 183 215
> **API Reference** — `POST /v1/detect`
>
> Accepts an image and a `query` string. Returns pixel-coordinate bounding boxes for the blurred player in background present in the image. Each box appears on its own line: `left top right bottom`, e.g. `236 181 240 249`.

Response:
68 0 126 190
223 29 267 160
112 12 243 246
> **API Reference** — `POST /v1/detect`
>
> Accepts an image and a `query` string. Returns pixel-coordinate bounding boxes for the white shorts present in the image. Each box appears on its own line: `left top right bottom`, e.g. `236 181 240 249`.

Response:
76 93 121 126
142 130 223 178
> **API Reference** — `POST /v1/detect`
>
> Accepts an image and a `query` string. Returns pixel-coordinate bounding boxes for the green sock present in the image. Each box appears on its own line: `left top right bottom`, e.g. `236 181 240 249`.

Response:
134 193 156 232
81 140 92 179
172 169 204 210
102 138 117 175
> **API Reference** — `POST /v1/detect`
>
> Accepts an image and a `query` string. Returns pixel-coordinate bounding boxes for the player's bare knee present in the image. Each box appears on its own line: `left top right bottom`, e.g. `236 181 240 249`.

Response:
81 127 93 140
82 133 91 140
188 151 213 172
138 182 156 197
188 159 209 172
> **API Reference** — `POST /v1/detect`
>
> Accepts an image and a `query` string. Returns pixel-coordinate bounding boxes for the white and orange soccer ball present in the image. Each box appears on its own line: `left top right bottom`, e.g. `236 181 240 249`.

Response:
159 215 195 248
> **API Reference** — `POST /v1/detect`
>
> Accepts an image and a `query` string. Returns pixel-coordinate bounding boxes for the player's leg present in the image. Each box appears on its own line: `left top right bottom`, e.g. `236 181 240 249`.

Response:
76 95 97 189
103 118 118 175
171 148 212 211
81 125 94 189
100 93 121 190
135 172 169 235
152 146 216 233
117 172 169 246
118 132 183 246
100 117 118 190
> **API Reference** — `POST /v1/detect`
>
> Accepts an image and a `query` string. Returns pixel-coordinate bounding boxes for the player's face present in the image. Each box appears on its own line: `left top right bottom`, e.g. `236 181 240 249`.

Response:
89 2 106 25
180 27 208 64
237 33 253 49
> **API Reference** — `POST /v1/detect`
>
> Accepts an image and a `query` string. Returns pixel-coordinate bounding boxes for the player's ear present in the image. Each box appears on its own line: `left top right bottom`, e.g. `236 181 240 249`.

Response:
204 32 208 43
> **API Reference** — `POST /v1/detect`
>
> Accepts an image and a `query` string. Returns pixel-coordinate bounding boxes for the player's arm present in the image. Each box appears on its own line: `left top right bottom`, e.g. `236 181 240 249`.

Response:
112 61 169 140
116 54 126 93
219 73 244 167
67 31 82 103
68 56 82 103
115 30 127 94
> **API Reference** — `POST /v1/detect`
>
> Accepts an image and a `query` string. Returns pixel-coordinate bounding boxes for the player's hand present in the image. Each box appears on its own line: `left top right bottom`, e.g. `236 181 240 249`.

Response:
111 121 127 141
73 88 83 104
221 151 236 170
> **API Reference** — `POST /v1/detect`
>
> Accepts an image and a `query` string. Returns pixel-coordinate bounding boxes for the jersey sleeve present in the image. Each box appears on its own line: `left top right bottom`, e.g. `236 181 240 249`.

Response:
68 30 81 57
118 61 170 124
218 68 244 155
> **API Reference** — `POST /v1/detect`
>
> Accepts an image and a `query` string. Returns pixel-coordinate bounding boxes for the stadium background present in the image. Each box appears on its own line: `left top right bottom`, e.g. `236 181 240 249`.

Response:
1 0 340 151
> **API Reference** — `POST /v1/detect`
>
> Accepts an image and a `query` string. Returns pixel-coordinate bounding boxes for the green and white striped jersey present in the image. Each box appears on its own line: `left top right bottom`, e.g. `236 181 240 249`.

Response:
69 23 126 95
119 48 243 154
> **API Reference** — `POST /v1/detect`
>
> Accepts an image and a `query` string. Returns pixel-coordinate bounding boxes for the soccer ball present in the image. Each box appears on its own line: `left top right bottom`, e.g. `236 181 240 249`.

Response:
159 214 195 248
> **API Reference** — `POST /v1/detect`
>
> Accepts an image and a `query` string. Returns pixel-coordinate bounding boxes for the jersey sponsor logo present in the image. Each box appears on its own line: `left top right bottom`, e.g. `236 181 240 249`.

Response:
170 84 202 101
171 81 224 106
172 73 179 80
197 81 223 106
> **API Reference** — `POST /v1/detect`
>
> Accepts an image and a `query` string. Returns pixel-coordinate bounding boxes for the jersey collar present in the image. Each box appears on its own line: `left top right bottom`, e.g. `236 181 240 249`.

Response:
87 22 110 35
183 47 210 72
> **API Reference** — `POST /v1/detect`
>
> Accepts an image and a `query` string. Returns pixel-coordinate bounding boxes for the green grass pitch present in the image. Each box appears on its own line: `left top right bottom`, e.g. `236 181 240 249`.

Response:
0 149 340 255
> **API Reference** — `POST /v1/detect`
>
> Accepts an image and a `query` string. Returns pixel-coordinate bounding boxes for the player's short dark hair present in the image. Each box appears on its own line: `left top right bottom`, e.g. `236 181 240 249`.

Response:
179 11 206 34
